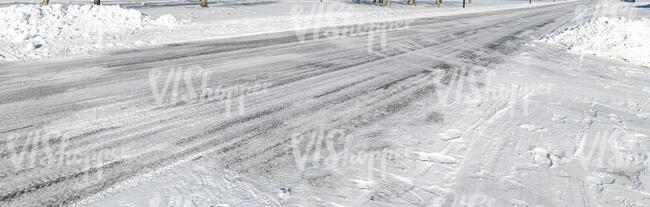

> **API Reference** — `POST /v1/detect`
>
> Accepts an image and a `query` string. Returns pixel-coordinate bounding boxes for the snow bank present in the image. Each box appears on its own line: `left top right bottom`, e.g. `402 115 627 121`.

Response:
0 4 177 61
541 7 650 67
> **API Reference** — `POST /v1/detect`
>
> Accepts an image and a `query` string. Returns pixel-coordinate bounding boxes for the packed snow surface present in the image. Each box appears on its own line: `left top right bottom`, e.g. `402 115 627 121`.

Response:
0 4 177 61
2 1 650 206
542 4 650 67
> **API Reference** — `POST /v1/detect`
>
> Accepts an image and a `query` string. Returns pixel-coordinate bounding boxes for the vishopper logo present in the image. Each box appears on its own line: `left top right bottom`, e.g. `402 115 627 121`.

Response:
425 66 554 117
573 130 649 172
438 191 497 207
2 129 124 182
148 66 270 116
573 0 638 24
145 164 251 207
290 129 406 181
289 3 411 53
148 185 224 207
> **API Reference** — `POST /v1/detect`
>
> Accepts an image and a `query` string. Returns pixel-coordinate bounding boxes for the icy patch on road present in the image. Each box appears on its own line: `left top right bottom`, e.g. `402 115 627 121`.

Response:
540 4 650 67
0 4 178 61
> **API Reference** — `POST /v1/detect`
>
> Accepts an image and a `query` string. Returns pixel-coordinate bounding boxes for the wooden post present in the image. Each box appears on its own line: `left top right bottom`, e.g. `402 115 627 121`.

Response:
93 0 100 5
201 0 208 7
42 0 49 5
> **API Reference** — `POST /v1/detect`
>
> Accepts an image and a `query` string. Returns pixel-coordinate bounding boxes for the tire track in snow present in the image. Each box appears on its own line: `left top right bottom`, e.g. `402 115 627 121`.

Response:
0 2 580 206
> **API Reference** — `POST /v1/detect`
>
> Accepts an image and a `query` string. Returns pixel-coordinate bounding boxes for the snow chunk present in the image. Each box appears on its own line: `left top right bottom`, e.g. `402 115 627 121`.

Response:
149 14 179 26
532 148 553 167
438 129 461 141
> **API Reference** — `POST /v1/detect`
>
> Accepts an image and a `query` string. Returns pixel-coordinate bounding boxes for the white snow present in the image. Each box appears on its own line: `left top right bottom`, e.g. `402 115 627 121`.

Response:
0 0 572 62
541 1 650 67
0 4 178 61
3 1 650 206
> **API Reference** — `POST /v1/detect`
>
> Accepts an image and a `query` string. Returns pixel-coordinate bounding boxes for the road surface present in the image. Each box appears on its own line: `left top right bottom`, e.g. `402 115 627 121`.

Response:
4 1 649 206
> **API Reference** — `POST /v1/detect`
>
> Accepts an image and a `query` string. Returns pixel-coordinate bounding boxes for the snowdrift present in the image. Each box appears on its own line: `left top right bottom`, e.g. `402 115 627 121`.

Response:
0 4 177 61
542 13 650 67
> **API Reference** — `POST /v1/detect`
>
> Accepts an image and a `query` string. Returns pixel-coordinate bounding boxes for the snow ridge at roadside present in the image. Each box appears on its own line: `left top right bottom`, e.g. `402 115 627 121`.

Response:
0 4 178 61
541 1 650 67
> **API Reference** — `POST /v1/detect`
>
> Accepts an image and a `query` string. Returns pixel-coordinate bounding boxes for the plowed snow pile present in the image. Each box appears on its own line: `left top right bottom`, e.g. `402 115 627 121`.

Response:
0 4 177 61
542 16 650 67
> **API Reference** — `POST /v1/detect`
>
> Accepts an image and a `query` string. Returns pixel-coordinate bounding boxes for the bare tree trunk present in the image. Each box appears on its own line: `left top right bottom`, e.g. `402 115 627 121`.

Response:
379 0 383 4
468 0 471 3
357 0 360 4
435 0 441 7
201 0 207 7
42 0 49 5
93 0 100 5
407 0 410 5
373 0 376 5
385 0 390 6
413 0 416 5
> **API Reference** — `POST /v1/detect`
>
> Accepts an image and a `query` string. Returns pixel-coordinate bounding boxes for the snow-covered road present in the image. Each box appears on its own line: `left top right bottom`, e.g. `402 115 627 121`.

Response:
2 1 650 206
